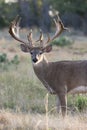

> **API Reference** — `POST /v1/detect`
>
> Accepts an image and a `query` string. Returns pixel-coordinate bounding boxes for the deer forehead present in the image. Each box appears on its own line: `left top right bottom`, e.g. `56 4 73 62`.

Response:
30 47 42 54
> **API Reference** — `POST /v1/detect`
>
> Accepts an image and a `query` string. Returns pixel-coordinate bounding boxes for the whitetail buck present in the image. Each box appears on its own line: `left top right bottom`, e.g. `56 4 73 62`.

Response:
9 15 87 117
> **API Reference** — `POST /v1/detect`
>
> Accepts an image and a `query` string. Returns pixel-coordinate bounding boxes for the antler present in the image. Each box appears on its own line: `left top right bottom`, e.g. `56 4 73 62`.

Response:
9 15 68 49
35 15 68 48
27 29 33 46
35 29 44 47
9 16 33 48
44 15 68 46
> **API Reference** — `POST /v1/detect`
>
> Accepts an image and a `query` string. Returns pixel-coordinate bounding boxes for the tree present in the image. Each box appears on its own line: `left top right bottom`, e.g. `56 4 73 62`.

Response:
48 0 87 15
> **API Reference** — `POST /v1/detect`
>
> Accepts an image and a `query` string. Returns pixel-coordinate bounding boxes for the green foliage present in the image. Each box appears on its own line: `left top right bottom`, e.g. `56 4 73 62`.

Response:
49 0 87 15
0 0 87 29
68 95 87 113
0 2 19 28
51 36 73 47
0 53 7 62
0 53 20 64
0 53 20 72
75 95 87 111
11 55 20 65
4 102 15 109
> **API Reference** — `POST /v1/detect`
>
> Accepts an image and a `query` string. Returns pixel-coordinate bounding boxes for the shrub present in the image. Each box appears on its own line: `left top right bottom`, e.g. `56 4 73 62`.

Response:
11 55 20 65
51 36 73 47
68 95 87 113
0 53 20 71
0 53 8 63
75 95 87 111
0 53 20 64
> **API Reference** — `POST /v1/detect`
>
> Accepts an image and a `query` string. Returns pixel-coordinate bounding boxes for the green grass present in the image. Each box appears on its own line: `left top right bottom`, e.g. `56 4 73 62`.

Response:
68 95 87 114
0 57 56 113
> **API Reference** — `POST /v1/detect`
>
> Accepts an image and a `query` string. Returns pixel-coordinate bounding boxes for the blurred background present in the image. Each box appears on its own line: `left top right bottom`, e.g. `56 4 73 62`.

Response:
1 0 87 34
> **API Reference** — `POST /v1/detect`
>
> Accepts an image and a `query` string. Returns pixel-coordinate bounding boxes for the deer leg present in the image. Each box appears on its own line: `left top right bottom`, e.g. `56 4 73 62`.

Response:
56 95 61 113
49 87 56 94
58 93 67 117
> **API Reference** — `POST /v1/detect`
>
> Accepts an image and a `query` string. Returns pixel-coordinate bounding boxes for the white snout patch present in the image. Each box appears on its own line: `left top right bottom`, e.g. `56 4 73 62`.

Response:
33 54 44 65
36 55 40 61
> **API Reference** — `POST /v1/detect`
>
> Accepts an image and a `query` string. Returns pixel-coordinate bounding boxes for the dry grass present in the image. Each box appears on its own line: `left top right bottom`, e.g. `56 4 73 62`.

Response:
0 110 87 130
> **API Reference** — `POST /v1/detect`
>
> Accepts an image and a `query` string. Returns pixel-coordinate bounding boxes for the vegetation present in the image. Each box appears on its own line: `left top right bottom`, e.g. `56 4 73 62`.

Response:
0 51 86 113
75 95 87 111
0 110 86 130
51 36 73 47
0 1 19 28
0 0 87 33
0 53 7 62
0 53 19 64
68 95 87 113
49 0 87 14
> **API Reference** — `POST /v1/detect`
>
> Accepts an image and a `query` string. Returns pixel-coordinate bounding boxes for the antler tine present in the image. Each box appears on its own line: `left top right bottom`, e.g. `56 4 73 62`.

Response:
52 15 65 40
46 32 50 44
9 16 32 48
14 16 21 37
27 29 32 41
14 15 21 26
44 15 68 46
56 14 68 31
36 29 43 42
27 29 33 46
36 29 44 47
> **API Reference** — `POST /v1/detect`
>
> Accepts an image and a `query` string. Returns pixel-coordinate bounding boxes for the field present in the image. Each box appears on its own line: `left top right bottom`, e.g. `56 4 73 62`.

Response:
0 29 87 129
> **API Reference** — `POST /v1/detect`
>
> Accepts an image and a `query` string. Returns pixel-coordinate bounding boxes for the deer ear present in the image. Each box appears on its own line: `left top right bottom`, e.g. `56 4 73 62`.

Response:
20 44 30 53
43 45 52 53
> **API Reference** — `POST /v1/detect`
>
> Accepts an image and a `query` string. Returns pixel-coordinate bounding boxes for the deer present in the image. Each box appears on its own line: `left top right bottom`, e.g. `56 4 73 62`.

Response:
9 15 87 117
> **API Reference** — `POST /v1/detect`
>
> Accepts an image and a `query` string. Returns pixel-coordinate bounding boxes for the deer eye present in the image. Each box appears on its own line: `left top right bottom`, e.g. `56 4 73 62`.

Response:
39 51 43 55
30 51 33 55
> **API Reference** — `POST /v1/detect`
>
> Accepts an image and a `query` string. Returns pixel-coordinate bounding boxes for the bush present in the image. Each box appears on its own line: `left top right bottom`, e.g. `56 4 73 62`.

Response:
11 55 20 65
0 53 20 64
68 95 87 112
0 53 20 71
75 95 87 112
0 53 8 62
51 36 73 47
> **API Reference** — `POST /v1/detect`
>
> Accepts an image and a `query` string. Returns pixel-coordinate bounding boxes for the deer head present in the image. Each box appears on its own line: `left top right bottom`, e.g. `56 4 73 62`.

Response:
9 15 67 63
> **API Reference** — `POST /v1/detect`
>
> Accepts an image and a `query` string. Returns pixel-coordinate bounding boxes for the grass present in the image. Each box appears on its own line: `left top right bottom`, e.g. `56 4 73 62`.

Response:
0 110 87 130
0 56 56 113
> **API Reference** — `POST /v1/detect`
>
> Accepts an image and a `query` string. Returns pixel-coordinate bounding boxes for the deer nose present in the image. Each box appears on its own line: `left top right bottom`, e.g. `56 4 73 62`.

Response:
32 58 38 63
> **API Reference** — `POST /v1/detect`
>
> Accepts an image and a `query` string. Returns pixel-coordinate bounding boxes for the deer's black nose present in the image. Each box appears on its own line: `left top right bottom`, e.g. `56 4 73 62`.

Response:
32 58 38 63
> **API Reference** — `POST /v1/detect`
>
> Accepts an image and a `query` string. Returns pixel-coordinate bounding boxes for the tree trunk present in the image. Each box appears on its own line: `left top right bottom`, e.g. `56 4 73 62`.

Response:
18 0 32 27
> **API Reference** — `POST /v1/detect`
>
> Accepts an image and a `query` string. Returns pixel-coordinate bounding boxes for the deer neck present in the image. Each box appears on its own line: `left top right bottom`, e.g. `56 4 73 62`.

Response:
33 54 48 68
33 54 48 77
